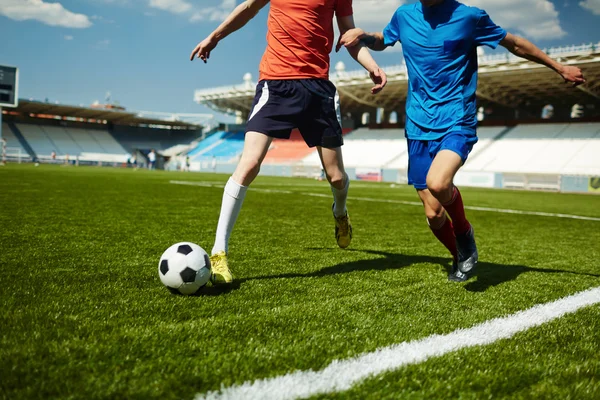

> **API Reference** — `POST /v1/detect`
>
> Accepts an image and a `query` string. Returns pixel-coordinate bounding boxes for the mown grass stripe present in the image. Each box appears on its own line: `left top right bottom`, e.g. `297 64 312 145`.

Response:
170 180 600 222
196 286 600 400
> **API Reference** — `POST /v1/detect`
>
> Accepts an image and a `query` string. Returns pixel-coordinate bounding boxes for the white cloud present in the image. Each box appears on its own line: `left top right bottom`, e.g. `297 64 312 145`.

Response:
580 0 600 15
350 0 565 41
352 0 405 31
64 35 74 40
461 0 566 40
91 14 115 24
96 39 110 48
190 0 236 22
0 0 92 28
149 0 192 14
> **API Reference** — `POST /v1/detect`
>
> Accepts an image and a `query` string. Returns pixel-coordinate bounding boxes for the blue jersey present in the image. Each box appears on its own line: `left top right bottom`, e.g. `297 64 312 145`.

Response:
383 0 506 140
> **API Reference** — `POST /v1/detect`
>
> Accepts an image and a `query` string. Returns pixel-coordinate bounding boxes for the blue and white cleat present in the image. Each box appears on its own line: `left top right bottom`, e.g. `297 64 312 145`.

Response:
448 260 468 282
456 226 478 275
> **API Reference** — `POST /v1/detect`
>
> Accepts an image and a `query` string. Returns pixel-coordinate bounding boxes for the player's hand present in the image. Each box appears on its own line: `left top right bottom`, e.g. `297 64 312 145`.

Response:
190 36 218 63
336 28 365 52
369 67 387 94
560 66 586 87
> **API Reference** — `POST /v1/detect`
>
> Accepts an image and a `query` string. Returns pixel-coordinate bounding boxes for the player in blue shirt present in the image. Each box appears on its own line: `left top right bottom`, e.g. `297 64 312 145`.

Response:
337 0 585 281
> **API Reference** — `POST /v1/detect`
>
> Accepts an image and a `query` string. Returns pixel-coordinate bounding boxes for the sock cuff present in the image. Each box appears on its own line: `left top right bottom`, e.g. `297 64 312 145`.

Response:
331 173 350 194
225 177 248 199
427 213 448 230
442 186 459 206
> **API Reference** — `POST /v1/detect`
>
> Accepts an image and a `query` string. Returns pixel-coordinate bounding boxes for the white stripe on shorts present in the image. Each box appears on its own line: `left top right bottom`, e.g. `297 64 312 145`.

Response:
248 81 269 122
334 90 342 128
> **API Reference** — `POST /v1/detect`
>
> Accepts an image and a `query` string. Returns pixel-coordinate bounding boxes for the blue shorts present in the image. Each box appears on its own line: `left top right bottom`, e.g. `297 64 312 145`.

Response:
246 79 343 148
407 132 478 190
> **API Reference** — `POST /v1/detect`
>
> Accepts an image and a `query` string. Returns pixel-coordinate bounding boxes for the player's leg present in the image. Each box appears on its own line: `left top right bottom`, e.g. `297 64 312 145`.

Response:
416 188 467 281
408 138 463 280
426 135 478 275
317 146 352 248
210 131 272 284
298 80 351 248
210 80 297 284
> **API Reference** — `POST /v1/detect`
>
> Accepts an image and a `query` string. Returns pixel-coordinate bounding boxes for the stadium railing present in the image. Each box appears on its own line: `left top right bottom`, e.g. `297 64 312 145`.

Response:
3 147 30 164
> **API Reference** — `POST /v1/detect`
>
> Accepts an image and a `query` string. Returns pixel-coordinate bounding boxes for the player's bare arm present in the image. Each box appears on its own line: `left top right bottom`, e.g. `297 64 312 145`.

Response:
500 33 586 86
336 29 387 52
336 18 387 94
190 0 270 62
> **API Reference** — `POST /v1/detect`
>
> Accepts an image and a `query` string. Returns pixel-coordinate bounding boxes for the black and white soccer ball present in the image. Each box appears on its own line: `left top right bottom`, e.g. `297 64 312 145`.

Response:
158 242 211 295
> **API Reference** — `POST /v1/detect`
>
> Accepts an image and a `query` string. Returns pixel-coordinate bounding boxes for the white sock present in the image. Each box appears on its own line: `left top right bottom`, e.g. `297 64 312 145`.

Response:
331 174 349 217
212 177 248 255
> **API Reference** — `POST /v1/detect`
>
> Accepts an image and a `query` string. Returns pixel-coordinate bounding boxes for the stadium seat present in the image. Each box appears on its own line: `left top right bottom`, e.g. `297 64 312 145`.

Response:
301 128 406 168
187 131 230 157
17 123 58 156
263 130 316 164
464 123 600 175
1 123 28 156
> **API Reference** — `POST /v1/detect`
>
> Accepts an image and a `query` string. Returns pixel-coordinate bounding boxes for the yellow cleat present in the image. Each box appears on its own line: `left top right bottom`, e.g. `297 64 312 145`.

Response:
210 251 233 284
334 210 352 249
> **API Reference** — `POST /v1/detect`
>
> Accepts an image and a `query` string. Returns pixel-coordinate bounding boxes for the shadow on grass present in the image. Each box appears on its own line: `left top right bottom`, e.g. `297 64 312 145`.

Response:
231 248 600 293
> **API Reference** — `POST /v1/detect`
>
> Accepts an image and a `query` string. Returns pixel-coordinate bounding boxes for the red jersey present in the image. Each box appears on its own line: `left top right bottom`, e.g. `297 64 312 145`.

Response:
259 0 353 81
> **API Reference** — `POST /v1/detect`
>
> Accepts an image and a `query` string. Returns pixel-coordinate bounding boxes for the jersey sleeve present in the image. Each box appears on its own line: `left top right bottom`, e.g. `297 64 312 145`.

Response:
473 9 507 49
335 0 353 18
382 12 400 47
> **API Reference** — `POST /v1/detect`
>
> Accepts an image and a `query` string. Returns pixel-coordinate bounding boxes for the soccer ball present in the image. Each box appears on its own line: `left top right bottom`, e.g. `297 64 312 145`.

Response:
158 242 211 295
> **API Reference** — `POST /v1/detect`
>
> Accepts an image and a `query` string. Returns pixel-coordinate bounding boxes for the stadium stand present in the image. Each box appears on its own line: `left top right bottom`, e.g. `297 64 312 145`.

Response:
187 131 230 157
207 131 245 158
111 125 200 153
264 130 331 164
1 122 29 158
39 125 83 155
463 123 600 175
187 131 245 161
301 128 406 168
63 128 112 154
292 124 600 180
15 122 130 164
15 123 54 156
560 124 600 176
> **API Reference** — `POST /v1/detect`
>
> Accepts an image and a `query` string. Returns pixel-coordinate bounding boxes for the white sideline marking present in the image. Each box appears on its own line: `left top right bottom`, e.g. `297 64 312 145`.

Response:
170 180 600 222
196 287 600 400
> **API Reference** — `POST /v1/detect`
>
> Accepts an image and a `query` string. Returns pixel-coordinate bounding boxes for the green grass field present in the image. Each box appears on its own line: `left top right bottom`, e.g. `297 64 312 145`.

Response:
1 164 599 400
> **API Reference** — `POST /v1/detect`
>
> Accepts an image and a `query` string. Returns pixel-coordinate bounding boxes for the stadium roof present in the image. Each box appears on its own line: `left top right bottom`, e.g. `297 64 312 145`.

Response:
195 42 600 117
5 100 205 129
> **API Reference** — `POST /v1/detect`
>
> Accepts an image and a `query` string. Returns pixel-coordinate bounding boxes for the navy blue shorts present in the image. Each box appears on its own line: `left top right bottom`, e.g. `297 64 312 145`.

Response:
407 132 478 190
246 79 343 148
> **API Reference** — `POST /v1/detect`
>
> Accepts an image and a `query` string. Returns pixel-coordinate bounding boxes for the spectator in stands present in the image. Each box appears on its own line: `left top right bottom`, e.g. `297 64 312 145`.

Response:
541 104 554 120
571 104 584 119
337 0 585 281
1 137 5 165
191 0 387 284
148 149 156 170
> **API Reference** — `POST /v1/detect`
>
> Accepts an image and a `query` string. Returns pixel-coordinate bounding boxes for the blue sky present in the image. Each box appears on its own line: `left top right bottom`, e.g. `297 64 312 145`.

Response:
0 0 599 122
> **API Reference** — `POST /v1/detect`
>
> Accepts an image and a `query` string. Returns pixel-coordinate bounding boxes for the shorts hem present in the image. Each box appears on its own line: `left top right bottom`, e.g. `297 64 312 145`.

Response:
437 146 469 163
412 183 428 190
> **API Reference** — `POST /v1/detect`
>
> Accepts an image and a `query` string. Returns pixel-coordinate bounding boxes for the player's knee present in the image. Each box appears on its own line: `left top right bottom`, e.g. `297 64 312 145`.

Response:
426 178 452 200
235 159 261 185
425 206 445 224
326 171 345 189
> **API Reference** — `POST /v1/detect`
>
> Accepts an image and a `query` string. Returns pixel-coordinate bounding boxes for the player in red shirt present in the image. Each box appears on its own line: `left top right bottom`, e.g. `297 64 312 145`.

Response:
191 0 387 284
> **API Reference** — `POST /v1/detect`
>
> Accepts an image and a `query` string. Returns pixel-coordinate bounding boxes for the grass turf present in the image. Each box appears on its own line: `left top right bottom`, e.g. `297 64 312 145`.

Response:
1 164 599 399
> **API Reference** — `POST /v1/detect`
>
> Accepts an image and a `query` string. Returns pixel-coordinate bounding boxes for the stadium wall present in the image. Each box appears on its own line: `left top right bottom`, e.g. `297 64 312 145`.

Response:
194 162 598 195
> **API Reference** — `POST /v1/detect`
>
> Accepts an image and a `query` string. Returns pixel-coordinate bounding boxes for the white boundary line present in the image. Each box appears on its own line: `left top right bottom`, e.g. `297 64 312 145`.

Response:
196 287 600 400
170 180 600 222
